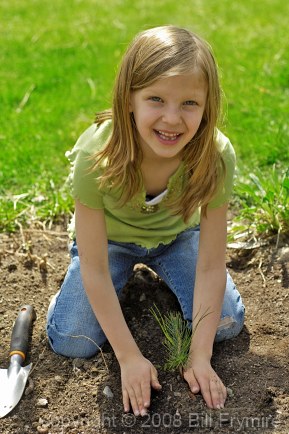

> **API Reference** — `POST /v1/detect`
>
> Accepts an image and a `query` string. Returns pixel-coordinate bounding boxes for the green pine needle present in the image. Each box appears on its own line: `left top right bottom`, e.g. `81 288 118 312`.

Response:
150 305 211 372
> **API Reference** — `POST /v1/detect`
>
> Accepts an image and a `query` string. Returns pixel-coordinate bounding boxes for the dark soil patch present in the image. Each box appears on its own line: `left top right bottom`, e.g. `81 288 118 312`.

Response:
0 227 288 433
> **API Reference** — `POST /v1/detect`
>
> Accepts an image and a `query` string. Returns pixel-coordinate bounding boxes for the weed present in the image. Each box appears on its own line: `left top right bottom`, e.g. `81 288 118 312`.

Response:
0 176 73 232
231 165 289 245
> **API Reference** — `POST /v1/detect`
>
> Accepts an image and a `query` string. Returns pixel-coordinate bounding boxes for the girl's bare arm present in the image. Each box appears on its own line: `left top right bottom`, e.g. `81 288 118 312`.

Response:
183 202 228 409
75 200 139 358
75 200 161 415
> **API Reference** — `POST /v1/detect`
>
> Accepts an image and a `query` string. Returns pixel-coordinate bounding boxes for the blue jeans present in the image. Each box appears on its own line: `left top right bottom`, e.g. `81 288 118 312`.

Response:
46 227 245 358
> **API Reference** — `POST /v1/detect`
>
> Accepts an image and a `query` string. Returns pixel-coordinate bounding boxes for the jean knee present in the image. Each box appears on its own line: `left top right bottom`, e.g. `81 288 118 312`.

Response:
46 322 106 358
215 304 245 343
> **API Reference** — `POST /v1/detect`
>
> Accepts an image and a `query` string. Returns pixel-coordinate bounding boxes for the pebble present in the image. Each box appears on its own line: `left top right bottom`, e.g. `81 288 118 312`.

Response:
278 247 289 262
103 385 114 398
73 358 84 369
227 387 234 397
36 398 48 408
139 293 146 302
173 391 182 397
24 378 34 396
36 426 48 434
54 375 62 383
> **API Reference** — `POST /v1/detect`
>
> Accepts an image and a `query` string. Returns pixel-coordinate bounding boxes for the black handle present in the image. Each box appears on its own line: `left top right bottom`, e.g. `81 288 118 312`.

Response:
9 305 37 362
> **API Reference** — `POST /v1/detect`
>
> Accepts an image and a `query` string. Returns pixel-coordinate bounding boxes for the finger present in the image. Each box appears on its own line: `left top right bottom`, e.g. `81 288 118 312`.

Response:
150 367 162 390
133 384 145 416
140 380 151 410
200 383 213 409
183 369 200 394
209 377 225 409
122 388 130 413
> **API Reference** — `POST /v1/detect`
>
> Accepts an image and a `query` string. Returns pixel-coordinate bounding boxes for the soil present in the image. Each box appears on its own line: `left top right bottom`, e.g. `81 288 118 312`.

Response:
0 224 289 434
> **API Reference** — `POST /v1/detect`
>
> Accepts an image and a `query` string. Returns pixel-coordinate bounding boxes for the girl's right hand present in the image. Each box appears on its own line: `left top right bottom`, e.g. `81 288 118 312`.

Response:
119 354 162 416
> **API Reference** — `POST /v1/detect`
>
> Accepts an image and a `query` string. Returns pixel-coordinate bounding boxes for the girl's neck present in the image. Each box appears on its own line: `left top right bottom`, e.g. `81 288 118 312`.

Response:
141 157 182 196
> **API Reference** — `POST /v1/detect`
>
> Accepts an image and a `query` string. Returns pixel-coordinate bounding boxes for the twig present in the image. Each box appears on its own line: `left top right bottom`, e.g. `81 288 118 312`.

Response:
275 227 281 250
29 341 47 375
16 84 36 113
23 228 69 237
258 259 266 287
68 334 109 372
87 78 96 99
15 219 26 245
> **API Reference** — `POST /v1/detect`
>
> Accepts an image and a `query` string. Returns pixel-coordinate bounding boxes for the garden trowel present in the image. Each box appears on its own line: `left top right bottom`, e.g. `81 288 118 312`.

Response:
0 305 36 418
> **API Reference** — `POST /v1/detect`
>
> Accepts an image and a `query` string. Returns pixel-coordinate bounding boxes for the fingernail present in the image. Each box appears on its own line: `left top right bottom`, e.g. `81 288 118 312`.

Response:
141 409 147 416
216 404 221 410
134 410 139 416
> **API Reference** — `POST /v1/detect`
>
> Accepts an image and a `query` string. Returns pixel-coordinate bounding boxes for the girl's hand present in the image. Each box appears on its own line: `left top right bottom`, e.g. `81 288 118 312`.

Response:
119 354 162 416
183 354 227 409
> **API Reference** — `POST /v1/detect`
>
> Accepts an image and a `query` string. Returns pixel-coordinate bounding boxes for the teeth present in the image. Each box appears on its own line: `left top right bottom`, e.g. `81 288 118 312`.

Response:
157 130 180 140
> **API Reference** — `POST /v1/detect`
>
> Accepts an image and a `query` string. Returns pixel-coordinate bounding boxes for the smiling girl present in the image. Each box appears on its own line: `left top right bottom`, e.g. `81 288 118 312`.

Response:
46 25 245 416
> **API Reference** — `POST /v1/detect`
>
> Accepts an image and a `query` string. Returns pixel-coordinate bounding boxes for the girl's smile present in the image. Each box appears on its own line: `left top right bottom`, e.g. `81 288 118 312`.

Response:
154 129 182 145
130 72 207 161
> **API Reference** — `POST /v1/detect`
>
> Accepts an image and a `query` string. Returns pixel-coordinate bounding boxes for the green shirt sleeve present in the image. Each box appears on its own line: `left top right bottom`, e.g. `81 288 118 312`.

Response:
65 123 112 209
208 130 236 208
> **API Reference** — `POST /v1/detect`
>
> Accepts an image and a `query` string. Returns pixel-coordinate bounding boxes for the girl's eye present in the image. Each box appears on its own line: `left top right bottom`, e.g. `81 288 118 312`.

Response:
184 100 197 106
149 96 162 102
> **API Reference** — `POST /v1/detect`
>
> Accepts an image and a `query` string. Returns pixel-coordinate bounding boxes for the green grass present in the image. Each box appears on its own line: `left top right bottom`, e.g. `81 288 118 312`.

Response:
230 165 289 244
1 0 289 230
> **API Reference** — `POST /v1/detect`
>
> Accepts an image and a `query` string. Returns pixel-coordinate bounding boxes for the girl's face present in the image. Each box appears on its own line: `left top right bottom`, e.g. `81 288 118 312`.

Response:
130 72 207 162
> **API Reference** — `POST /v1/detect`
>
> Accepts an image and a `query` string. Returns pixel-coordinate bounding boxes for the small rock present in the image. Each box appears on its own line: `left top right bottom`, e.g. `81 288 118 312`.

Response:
83 361 92 371
173 391 182 397
36 426 48 434
139 293 146 302
24 377 34 396
36 398 48 408
227 387 234 397
90 365 98 373
278 247 289 261
54 375 62 383
103 385 114 398
73 358 84 369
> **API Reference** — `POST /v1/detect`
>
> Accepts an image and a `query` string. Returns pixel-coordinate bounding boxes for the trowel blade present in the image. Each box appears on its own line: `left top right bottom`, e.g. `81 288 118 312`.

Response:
0 363 32 418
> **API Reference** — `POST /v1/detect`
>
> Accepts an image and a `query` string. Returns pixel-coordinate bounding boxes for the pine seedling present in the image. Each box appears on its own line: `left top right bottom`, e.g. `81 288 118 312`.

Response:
150 305 211 372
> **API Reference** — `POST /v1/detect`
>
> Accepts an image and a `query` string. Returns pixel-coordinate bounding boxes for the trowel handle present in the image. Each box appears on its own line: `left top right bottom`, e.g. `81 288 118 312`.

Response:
9 305 37 362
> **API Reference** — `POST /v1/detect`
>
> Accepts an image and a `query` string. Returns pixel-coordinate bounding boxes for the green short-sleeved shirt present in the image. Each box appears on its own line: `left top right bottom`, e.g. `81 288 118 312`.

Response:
66 121 236 248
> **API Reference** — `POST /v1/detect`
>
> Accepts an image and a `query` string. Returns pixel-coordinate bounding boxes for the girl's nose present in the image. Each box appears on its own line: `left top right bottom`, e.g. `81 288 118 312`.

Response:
161 106 182 125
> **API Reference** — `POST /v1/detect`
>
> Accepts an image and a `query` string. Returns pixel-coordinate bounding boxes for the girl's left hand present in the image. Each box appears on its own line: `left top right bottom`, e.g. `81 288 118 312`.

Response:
183 354 227 409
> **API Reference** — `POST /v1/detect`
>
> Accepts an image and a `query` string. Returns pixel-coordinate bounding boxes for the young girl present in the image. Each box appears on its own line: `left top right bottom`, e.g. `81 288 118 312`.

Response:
47 25 245 416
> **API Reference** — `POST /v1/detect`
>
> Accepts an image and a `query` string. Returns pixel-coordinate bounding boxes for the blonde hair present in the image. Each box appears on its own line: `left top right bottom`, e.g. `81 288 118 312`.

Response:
93 25 225 222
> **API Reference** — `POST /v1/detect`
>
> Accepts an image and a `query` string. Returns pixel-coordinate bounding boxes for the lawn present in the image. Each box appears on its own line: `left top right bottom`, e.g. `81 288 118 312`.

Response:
1 0 289 230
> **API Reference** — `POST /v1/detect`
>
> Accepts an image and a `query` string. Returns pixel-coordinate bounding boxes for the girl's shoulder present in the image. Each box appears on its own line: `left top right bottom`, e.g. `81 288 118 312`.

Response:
215 129 236 165
66 120 113 163
215 129 235 154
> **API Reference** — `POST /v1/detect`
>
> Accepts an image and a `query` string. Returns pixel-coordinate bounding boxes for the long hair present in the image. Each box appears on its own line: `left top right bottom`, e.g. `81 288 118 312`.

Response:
92 25 224 222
